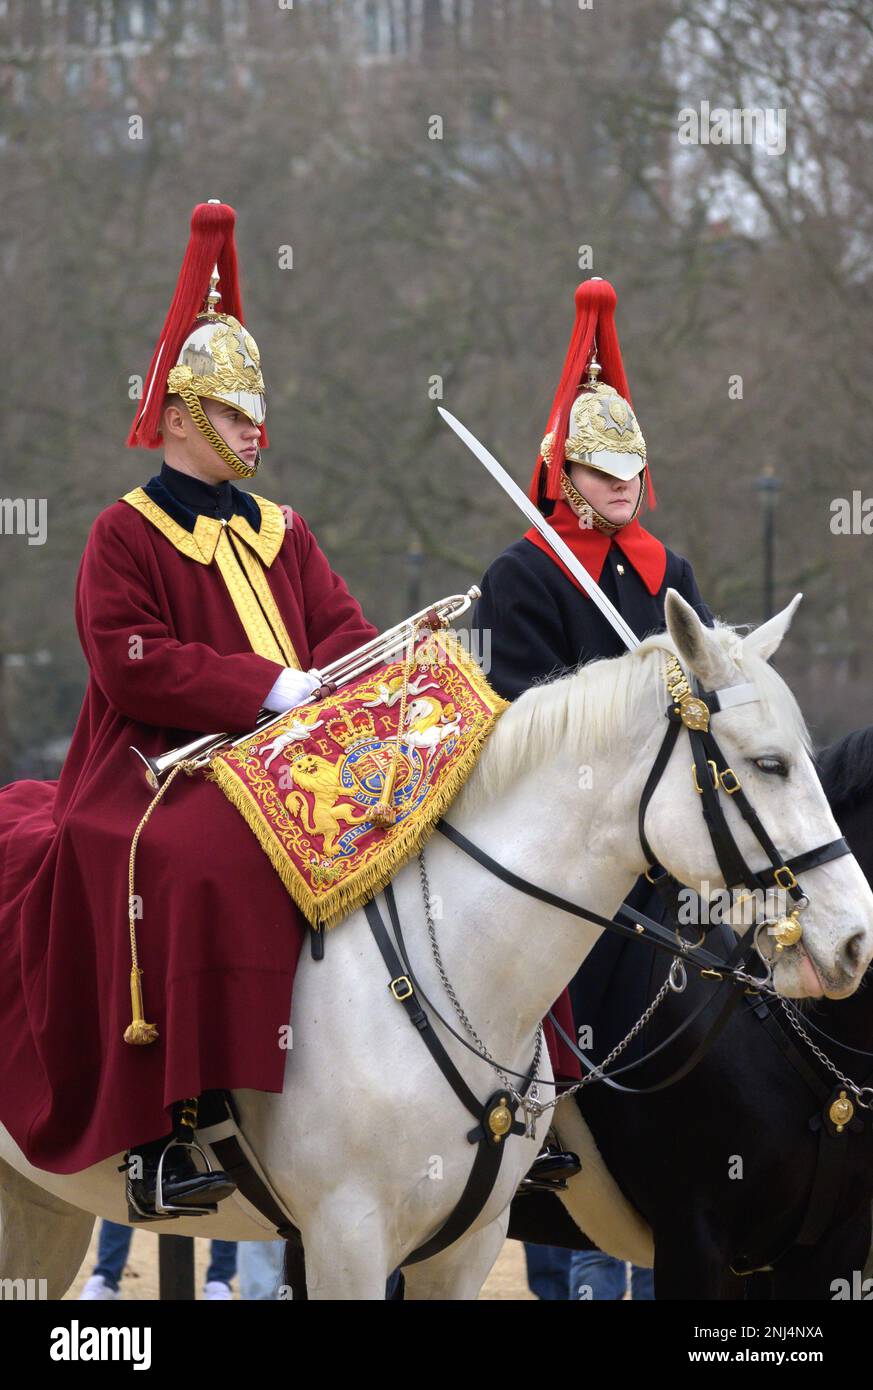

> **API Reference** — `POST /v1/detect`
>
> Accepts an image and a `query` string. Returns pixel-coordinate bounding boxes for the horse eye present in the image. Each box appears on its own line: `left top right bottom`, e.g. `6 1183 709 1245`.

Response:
754 756 787 776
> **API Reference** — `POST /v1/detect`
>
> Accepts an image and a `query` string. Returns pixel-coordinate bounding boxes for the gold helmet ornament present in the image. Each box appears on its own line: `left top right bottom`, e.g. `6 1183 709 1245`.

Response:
127 201 267 479
531 278 655 529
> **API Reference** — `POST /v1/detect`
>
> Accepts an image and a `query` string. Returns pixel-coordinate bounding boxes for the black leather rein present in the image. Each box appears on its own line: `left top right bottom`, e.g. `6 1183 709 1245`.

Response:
362 663 852 1264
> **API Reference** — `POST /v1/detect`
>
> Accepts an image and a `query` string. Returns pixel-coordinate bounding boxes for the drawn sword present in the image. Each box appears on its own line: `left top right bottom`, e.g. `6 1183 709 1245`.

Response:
437 406 640 652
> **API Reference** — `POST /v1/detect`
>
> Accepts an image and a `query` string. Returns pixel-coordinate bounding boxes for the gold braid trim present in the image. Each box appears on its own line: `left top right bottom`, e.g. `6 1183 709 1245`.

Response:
226 528 301 669
122 488 223 564
122 491 286 569
230 497 286 567
122 494 296 664
213 529 286 662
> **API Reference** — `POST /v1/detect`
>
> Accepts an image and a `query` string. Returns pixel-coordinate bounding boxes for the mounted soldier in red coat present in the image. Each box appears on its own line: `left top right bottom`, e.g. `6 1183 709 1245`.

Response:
0 202 378 1221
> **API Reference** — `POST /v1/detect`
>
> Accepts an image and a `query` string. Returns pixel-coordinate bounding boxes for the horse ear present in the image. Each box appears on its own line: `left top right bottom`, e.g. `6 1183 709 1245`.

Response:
743 593 803 663
664 589 729 688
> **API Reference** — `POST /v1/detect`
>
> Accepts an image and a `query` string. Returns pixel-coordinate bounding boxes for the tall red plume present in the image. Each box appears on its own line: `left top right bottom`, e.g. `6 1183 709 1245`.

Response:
127 201 268 451
529 277 655 510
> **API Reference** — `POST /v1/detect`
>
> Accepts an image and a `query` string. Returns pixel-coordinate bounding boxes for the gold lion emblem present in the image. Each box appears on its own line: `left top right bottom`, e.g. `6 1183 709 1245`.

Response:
284 752 370 854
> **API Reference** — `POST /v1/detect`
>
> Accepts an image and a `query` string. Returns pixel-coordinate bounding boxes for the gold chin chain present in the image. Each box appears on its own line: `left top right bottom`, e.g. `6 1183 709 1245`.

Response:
560 469 643 534
180 386 260 480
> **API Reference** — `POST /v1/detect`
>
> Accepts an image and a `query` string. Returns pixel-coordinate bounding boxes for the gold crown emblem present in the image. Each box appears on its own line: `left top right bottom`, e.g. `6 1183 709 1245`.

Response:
327 708 378 749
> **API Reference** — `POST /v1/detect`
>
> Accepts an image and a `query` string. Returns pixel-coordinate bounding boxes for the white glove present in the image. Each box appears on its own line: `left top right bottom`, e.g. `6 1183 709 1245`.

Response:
262 667 321 713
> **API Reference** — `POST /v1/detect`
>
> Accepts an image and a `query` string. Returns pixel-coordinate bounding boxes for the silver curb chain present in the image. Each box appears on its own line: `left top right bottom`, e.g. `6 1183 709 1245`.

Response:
778 999 873 1108
417 850 873 1124
554 977 672 1108
418 849 544 1132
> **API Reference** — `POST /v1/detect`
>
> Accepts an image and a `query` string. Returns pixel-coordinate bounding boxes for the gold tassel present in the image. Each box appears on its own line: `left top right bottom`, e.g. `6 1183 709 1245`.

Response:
371 755 399 827
371 618 421 827
123 761 189 1046
123 967 159 1046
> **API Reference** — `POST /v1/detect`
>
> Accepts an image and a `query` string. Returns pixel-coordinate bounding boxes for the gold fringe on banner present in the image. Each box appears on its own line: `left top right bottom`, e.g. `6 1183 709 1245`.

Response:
206 709 500 929
206 631 507 929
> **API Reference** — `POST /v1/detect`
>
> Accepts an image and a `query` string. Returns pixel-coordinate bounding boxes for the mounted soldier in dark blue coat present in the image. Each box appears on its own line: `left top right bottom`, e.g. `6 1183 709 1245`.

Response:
472 277 712 701
469 277 715 1219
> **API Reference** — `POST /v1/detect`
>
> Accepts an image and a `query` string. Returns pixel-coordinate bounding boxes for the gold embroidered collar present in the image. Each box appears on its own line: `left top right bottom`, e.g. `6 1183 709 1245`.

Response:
121 487 286 567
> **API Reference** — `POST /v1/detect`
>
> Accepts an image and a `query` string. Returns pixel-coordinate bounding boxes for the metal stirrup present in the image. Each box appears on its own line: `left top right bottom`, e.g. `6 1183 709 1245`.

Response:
154 1137 220 1217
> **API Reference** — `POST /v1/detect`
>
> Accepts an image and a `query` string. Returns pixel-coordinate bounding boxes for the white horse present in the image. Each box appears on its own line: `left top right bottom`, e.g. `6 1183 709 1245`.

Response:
3 593 873 1300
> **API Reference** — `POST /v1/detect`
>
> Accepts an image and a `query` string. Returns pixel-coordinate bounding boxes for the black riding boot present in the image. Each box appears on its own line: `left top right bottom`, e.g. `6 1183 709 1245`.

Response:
123 1097 237 1222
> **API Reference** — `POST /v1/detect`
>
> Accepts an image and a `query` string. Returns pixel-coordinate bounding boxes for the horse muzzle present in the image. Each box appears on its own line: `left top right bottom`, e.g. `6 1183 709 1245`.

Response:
772 932 870 1000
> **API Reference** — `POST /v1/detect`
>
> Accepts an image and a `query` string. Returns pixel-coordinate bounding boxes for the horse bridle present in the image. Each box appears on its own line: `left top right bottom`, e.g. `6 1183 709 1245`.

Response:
637 655 851 977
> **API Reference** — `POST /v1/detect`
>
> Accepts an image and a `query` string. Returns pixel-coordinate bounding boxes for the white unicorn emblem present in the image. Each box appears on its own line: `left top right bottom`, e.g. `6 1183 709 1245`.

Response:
260 716 324 770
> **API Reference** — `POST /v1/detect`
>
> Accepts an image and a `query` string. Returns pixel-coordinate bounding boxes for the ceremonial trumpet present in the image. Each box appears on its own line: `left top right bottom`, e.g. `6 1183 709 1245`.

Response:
130 587 481 788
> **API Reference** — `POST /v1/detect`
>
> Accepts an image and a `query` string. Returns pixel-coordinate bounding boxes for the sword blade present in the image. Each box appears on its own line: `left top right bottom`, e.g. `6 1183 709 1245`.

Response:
437 406 639 652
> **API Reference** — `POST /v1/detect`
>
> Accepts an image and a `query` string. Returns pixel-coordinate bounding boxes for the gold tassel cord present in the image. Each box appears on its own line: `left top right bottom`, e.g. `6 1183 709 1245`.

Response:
371 618 433 827
123 759 191 1045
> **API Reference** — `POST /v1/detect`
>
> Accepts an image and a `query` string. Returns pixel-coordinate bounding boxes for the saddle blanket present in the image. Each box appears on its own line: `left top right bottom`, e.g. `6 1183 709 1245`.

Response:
207 628 508 928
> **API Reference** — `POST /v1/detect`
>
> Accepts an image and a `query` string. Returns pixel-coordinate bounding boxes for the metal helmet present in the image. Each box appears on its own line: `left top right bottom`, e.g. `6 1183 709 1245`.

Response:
128 201 268 479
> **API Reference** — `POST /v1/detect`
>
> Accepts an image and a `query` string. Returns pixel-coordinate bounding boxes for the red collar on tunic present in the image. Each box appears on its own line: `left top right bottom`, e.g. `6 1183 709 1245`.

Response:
523 496 667 597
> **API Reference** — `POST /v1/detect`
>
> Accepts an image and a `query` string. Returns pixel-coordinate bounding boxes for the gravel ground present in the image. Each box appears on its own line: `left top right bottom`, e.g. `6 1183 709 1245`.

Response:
63 1227 535 1300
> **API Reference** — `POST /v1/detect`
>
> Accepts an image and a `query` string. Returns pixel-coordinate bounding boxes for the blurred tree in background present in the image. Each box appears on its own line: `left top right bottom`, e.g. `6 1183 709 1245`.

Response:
1 0 871 780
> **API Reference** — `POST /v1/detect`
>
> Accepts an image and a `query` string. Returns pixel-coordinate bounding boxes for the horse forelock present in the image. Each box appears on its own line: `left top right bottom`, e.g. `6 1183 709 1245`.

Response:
465 621 812 811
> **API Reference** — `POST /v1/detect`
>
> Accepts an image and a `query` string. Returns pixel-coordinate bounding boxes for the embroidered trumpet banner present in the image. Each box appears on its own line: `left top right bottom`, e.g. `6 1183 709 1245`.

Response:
206 630 508 928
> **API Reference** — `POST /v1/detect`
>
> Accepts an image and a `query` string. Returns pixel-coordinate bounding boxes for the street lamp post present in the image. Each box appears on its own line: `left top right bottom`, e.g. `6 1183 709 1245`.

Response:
754 466 781 621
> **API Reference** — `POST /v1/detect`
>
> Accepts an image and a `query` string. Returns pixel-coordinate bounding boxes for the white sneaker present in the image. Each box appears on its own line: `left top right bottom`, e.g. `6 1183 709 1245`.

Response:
79 1274 120 1301
203 1279 233 1300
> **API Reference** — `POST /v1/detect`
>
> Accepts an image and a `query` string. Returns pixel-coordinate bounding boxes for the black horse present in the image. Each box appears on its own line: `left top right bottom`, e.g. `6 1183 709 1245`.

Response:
510 724 873 1299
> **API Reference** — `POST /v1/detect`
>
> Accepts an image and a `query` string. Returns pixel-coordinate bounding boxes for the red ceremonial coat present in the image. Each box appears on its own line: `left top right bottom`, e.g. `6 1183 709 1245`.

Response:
0 473 376 1172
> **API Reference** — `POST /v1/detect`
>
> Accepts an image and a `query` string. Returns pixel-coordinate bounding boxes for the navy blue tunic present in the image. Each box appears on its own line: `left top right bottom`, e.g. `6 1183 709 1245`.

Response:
469 530 715 1055
471 534 713 703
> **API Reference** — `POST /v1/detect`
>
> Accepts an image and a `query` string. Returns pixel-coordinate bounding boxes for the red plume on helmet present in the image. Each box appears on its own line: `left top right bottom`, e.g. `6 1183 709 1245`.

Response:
530 277 654 509
127 201 268 450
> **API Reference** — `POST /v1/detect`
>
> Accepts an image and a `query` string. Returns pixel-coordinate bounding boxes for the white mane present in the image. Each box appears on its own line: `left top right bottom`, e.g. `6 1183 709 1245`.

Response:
464 621 812 810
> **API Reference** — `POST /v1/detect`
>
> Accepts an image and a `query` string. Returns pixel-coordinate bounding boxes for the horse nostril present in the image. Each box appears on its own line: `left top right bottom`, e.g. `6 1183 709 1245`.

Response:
841 932 866 970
